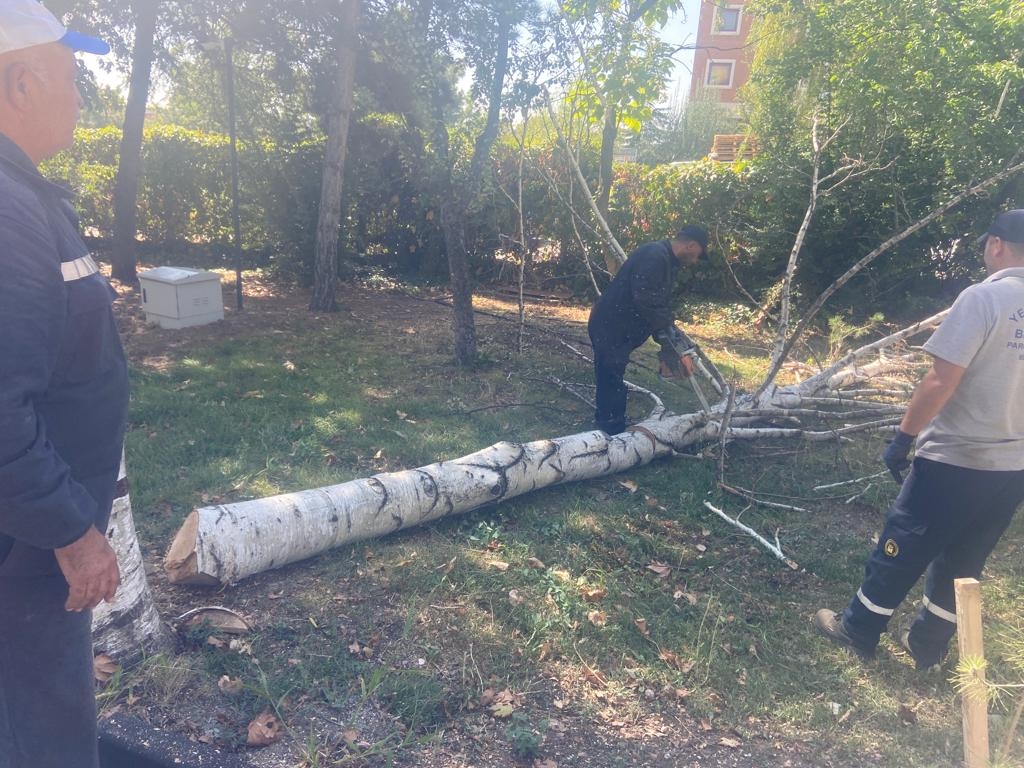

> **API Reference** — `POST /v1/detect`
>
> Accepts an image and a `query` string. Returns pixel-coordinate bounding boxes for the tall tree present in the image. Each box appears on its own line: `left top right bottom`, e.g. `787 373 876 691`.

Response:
744 0 1024 248
556 0 682 247
110 0 159 283
403 0 534 364
310 0 361 312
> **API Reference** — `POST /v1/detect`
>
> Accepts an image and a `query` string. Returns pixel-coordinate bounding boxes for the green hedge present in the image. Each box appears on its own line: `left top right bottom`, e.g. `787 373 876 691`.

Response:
43 126 325 275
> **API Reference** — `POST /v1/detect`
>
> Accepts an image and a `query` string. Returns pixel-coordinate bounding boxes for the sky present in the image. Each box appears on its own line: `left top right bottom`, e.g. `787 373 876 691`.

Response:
84 1 703 110
661 1 702 106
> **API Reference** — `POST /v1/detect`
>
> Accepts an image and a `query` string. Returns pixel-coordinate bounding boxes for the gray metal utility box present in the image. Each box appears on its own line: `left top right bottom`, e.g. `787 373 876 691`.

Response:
138 267 224 329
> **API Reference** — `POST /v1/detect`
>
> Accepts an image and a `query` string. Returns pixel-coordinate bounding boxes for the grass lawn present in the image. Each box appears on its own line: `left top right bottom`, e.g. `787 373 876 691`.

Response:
105 271 1024 768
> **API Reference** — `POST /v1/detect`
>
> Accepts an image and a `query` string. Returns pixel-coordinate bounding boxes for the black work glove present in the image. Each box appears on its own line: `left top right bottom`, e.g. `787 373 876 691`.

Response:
882 430 915 484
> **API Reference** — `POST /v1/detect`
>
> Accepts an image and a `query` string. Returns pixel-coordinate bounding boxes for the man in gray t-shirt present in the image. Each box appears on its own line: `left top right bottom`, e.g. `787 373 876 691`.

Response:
814 209 1024 669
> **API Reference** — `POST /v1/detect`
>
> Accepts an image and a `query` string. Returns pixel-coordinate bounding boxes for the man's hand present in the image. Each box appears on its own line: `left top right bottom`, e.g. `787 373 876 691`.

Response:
54 526 120 612
655 326 696 379
882 430 916 484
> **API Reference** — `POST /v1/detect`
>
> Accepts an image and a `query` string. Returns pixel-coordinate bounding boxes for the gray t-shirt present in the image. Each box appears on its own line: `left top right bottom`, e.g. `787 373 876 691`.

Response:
916 267 1024 471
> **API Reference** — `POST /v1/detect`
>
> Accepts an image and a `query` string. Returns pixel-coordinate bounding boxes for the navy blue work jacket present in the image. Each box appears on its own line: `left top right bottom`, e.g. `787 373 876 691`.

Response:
0 134 129 557
588 239 681 352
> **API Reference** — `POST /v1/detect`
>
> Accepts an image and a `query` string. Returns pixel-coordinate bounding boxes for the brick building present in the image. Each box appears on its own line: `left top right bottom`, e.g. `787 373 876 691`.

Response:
688 0 755 108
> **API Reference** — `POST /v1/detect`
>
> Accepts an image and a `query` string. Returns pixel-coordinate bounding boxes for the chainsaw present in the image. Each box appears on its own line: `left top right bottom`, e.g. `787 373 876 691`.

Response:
654 326 713 413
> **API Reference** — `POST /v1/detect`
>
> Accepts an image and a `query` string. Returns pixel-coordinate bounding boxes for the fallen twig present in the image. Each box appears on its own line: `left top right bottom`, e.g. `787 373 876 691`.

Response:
813 469 889 491
719 482 809 513
703 501 800 570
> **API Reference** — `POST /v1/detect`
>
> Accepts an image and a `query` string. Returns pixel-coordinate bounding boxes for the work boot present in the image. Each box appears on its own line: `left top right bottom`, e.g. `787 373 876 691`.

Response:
813 609 876 660
899 630 944 672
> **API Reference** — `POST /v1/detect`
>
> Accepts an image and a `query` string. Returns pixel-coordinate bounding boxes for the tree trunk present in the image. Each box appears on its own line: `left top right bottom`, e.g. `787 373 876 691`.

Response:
110 0 159 284
165 423 689 586
596 106 616 219
93 458 171 662
309 0 360 312
440 200 478 362
436 10 512 364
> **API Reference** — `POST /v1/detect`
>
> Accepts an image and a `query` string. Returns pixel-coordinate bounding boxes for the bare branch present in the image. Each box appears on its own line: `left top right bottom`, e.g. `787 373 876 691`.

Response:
703 501 800 570
813 470 889 491
759 158 1024 395
543 95 628 267
719 483 809 512
795 309 948 393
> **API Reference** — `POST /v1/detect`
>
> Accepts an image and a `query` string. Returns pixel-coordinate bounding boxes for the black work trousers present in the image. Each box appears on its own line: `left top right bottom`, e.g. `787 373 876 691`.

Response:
591 344 633 434
0 543 98 768
842 457 1024 665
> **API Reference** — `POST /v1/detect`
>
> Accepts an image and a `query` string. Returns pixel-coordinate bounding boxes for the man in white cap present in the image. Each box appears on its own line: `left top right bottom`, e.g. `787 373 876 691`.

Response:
815 209 1024 670
0 3 126 766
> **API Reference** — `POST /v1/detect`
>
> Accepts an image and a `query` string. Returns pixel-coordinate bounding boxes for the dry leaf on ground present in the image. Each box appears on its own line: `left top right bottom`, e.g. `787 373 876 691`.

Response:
94 653 119 684
646 562 671 578
581 663 607 687
217 675 244 696
246 711 282 747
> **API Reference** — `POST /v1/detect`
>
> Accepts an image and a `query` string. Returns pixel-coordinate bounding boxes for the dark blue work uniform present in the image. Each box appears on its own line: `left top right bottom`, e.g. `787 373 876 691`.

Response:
0 133 129 768
587 240 680 434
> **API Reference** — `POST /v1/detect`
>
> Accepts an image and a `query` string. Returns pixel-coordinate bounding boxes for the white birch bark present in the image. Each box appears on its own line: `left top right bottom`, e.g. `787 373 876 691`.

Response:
166 416 710 585
93 456 171 661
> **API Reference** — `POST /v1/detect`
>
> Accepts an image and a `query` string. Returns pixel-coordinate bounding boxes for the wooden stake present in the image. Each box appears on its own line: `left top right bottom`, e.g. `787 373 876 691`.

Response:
955 577 989 768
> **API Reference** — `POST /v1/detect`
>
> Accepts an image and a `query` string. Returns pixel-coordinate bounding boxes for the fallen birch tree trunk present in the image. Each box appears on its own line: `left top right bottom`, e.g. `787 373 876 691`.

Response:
165 313 934 586
93 457 172 661
166 419 698 585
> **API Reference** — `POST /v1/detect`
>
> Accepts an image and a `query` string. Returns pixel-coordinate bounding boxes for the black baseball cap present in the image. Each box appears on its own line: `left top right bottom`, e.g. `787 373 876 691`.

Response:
976 209 1024 249
675 225 709 260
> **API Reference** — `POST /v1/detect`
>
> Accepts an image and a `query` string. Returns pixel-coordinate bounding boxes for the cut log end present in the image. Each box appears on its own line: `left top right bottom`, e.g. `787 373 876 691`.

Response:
164 510 218 586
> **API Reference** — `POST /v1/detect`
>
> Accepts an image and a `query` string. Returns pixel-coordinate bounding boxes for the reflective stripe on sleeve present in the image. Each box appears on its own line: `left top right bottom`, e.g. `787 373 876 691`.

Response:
856 587 895 616
922 595 957 625
61 255 98 282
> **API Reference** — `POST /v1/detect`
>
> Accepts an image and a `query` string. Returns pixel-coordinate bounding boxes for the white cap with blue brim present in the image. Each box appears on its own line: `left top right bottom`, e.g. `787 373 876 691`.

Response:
0 0 109 56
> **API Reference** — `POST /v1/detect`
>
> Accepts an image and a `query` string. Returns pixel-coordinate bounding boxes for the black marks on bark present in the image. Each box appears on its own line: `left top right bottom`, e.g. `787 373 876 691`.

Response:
367 477 390 517
536 441 565 482
415 470 441 520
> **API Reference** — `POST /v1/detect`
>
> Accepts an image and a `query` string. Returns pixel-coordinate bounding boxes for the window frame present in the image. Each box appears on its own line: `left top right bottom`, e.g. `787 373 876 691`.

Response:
713 5 742 35
705 59 735 88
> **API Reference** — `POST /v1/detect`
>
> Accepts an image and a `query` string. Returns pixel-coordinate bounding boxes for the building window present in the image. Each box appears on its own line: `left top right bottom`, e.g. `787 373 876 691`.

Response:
705 60 735 88
713 6 742 34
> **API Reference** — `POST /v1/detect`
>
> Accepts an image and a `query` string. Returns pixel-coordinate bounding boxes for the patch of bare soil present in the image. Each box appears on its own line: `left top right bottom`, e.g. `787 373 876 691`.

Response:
104 272 842 768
